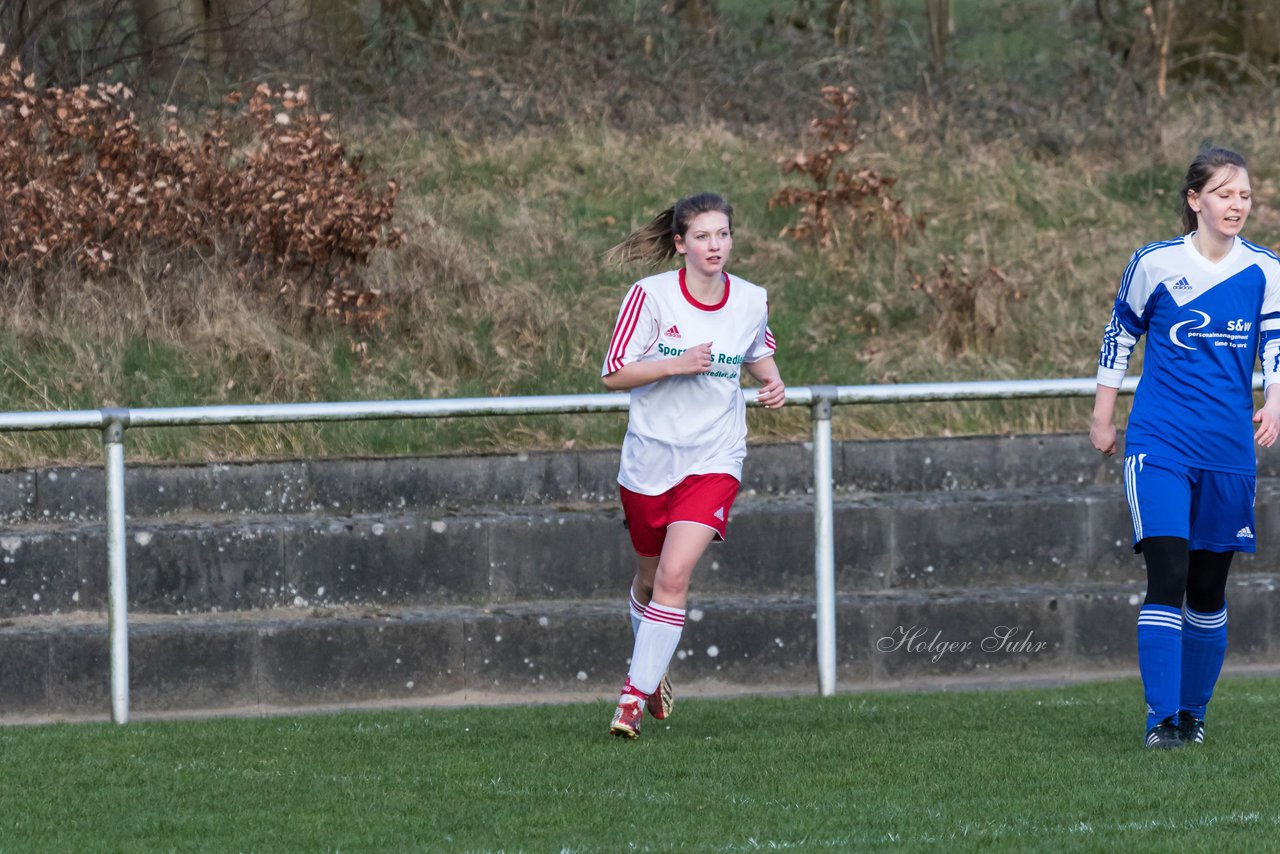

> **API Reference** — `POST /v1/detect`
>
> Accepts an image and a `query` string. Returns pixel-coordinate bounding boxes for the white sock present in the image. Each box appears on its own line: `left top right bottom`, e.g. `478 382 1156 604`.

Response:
628 589 646 637
628 602 685 696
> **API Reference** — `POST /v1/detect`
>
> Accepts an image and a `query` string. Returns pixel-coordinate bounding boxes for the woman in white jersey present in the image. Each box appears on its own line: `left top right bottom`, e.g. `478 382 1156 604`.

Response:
1091 147 1280 749
601 192 785 739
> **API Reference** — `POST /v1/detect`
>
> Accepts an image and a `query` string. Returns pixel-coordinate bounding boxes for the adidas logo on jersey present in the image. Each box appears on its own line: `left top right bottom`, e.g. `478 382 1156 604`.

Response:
664 324 682 339
713 506 725 521
1237 526 1254 539
1171 276 1192 291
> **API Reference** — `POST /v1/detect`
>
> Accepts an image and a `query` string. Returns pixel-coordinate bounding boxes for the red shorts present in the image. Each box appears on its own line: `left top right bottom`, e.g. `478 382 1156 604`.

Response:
619 473 740 558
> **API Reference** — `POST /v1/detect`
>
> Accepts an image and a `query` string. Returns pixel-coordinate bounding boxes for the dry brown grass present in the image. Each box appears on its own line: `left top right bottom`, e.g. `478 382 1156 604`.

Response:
7 4 1280 464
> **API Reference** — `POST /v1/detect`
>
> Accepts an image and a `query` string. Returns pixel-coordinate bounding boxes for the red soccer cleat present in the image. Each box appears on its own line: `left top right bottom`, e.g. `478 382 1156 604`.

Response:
609 698 643 739
645 673 674 721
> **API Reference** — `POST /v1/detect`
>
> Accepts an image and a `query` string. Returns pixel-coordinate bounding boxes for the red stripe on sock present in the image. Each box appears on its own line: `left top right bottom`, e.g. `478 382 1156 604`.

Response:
642 603 686 628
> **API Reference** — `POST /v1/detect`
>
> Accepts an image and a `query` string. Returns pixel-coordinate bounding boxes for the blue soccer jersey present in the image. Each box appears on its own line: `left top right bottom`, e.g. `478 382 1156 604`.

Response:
1098 234 1280 474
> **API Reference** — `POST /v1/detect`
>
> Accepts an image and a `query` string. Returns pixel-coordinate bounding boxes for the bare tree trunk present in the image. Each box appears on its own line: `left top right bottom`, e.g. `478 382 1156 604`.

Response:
1143 0 1175 101
199 0 367 75
208 0 302 71
311 0 367 62
131 0 207 79
868 0 884 54
925 0 952 69
827 0 851 46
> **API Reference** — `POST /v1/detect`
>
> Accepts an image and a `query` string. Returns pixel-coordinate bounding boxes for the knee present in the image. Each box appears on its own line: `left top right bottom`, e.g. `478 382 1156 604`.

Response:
1185 577 1227 613
1144 571 1188 608
631 577 654 599
1140 536 1190 608
652 566 692 599
1185 550 1232 613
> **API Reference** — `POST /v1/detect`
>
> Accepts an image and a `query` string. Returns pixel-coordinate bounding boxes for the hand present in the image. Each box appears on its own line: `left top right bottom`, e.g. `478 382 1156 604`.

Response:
673 342 713 376
1090 421 1117 456
754 377 786 409
1254 406 1280 447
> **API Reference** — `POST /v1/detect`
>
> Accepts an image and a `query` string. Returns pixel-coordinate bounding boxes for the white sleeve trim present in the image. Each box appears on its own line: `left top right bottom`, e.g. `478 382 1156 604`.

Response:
1262 335 1280 392
1096 366 1127 388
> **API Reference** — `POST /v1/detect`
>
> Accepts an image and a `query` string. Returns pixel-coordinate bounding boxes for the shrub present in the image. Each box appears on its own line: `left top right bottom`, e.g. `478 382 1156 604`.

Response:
0 44 402 328
911 253 1021 356
769 85 921 253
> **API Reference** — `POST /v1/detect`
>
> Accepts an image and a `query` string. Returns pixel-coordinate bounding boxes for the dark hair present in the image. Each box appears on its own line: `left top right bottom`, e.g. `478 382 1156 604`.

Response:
605 192 734 267
1181 147 1249 234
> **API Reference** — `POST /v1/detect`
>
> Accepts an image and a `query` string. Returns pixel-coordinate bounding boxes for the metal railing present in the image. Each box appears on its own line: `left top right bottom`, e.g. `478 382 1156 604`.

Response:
0 375 1159 723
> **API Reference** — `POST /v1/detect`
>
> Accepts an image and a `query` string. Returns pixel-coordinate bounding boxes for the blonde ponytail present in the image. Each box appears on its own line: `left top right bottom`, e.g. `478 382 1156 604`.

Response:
604 206 678 267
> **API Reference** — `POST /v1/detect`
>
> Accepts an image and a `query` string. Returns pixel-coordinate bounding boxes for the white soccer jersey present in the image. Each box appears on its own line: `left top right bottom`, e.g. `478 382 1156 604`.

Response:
603 268 777 495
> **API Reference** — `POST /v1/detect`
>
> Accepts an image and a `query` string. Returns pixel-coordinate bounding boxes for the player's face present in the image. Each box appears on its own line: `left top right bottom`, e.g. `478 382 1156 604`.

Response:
1189 166 1252 241
674 211 732 281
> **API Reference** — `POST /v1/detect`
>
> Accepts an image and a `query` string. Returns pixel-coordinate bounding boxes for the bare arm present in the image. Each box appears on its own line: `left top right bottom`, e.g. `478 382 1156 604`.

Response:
1254 383 1280 447
601 342 713 392
1090 383 1119 456
745 356 786 409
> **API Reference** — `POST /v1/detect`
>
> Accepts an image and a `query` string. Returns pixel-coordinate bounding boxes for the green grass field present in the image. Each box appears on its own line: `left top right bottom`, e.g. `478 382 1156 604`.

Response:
3 676 1279 851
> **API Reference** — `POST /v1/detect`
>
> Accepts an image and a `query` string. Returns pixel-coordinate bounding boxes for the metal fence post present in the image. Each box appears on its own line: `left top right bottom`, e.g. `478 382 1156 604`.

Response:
102 410 130 724
810 386 837 696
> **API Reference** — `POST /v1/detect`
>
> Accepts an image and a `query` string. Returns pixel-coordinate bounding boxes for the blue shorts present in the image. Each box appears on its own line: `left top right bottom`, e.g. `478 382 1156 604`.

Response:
1124 454 1256 553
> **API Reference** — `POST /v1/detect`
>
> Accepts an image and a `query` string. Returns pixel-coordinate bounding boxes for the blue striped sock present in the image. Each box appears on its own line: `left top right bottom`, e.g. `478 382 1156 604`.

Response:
1137 604 1183 730
1180 605 1228 720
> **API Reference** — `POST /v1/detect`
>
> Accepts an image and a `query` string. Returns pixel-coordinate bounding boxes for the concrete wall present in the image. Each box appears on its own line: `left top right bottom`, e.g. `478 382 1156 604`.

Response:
1 433 1277 721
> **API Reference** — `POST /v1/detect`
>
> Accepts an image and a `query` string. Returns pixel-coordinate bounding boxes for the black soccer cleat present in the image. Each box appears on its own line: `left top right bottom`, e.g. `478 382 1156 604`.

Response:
1176 710 1205 745
1144 716 1185 750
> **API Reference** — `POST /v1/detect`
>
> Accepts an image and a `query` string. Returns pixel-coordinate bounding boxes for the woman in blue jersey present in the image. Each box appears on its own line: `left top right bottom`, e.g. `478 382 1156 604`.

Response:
1091 147 1280 749
600 192 785 739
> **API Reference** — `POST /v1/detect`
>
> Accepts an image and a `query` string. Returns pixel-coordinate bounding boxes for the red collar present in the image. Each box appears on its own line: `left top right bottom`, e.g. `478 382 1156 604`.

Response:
679 268 730 311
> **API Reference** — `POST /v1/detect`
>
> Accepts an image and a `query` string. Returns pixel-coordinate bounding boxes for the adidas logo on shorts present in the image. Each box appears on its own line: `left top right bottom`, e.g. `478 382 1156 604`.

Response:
713 506 725 521
1237 526 1254 539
